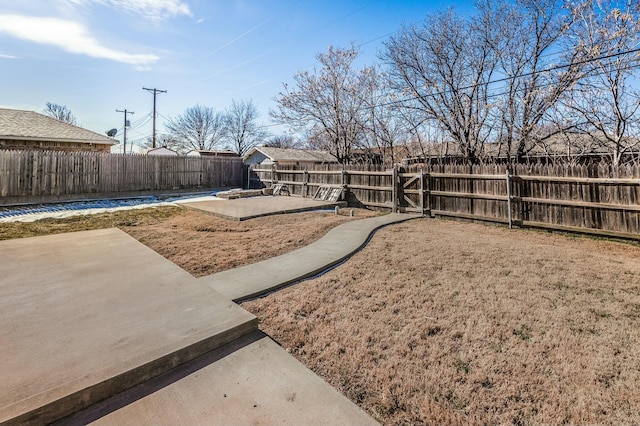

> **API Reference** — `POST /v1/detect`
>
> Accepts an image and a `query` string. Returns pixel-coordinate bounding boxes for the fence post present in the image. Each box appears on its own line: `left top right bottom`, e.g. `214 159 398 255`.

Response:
271 163 277 186
426 170 433 217
419 169 425 216
506 170 513 229
303 168 309 198
392 165 398 213
341 169 349 201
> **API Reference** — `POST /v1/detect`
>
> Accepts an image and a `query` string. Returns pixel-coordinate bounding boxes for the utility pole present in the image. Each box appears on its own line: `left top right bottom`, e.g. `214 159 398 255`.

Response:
116 109 134 154
143 87 167 148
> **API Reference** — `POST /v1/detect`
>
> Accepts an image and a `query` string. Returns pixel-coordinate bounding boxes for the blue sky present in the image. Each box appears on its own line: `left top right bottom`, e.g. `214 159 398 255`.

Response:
0 0 474 152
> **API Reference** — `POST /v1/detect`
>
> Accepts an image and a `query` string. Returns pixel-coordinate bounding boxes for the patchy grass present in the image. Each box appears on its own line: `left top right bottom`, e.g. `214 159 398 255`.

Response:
242 218 640 425
0 206 378 276
124 207 377 276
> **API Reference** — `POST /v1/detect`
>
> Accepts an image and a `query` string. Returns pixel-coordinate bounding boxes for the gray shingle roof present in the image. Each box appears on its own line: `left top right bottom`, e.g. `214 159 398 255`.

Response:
249 146 338 163
0 108 116 145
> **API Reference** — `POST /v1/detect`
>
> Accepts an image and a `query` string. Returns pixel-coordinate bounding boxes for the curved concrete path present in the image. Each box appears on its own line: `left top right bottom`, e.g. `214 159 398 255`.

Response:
199 213 418 301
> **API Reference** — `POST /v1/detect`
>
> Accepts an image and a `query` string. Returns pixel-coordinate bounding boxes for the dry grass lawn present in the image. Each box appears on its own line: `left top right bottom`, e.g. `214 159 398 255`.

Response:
3 206 640 424
243 218 640 425
0 206 376 276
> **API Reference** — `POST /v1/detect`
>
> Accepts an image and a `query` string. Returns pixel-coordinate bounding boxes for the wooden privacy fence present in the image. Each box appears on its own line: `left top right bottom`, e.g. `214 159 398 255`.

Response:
249 163 640 239
0 150 243 204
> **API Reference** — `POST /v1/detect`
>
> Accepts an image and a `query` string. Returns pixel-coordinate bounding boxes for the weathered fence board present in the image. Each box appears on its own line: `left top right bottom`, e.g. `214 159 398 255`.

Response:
0 150 243 204
250 163 640 239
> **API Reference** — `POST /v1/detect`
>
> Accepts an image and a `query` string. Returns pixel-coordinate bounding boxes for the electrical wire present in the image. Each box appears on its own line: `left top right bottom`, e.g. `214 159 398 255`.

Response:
191 2 376 85
368 46 640 110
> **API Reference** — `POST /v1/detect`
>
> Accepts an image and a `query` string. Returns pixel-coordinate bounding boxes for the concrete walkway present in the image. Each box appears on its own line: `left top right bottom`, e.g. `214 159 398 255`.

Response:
199 213 417 301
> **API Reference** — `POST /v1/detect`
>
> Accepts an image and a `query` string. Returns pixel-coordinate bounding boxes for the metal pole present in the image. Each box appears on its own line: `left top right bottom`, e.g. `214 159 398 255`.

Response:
116 109 134 154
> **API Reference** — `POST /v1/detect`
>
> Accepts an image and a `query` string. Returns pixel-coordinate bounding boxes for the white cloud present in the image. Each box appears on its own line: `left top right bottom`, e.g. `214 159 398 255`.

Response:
0 53 18 59
65 0 192 22
0 15 158 68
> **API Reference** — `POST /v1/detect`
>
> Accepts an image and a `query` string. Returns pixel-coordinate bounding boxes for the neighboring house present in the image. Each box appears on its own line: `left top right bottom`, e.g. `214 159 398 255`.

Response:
244 146 338 167
144 146 179 156
186 149 240 158
0 107 116 153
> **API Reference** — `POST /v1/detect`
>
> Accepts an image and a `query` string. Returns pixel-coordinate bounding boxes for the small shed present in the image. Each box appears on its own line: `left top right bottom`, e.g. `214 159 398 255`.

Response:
243 147 338 167
145 146 178 156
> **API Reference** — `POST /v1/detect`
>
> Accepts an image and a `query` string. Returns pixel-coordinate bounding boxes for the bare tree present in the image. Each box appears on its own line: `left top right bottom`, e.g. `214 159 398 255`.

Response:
271 45 369 163
43 102 77 125
488 0 584 163
564 0 640 165
359 66 410 166
224 99 268 156
264 134 304 149
382 8 500 164
165 105 226 152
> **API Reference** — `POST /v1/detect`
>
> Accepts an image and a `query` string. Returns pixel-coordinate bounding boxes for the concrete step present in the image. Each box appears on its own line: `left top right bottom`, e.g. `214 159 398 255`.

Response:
58 331 377 425
0 229 257 425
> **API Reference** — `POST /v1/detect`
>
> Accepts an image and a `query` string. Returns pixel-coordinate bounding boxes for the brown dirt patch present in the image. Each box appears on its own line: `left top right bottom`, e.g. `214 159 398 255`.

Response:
0 206 377 276
125 207 377 276
242 218 640 425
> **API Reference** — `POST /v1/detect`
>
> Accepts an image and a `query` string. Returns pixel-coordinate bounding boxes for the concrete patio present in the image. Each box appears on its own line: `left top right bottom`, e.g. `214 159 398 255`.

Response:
0 218 392 424
0 229 257 424
177 195 345 221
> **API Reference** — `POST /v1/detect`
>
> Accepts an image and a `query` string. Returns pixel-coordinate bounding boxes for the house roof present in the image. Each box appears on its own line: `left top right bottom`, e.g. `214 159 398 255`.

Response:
143 146 178 155
0 108 116 145
187 149 240 157
245 146 338 163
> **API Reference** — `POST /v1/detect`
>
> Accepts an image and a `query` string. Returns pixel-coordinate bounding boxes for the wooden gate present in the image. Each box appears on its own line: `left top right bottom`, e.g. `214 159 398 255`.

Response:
397 169 427 215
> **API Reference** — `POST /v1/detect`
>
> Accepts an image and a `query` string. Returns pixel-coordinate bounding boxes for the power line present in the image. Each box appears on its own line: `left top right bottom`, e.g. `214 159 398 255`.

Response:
483 61 640 103
192 3 376 86
127 113 152 130
371 46 640 110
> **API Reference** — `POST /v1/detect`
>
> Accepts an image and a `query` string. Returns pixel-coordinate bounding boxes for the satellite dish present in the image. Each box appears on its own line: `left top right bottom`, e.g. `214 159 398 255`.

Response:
106 128 117 137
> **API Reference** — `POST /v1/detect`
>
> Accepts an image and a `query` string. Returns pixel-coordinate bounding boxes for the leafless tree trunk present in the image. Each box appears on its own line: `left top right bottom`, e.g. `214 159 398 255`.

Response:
165 105 226 152
224 99 268 156
359 66 411 166
382 8 499 164
271 45 369 164
564 0 640 166
489 0 583 163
